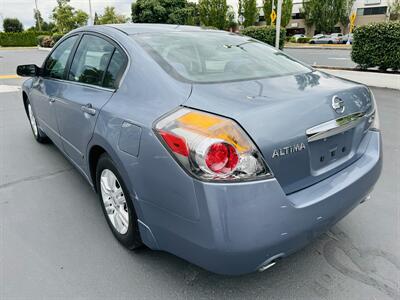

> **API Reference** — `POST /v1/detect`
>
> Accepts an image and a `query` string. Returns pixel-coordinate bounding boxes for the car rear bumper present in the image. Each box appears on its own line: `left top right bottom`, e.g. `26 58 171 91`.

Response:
139 130 382 275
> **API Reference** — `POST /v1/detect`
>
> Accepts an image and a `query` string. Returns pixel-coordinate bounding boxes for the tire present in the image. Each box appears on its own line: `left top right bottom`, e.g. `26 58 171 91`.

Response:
96 153 143 249
310 41 315 44
328 41 333 44
26 99 48 143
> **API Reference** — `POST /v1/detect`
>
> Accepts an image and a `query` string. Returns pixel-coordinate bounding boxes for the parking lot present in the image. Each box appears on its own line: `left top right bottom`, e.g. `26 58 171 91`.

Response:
0 49 399 299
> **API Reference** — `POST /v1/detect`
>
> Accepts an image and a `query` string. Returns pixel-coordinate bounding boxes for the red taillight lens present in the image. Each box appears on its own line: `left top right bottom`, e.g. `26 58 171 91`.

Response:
159 130 189 157
154 107 271 181
205 143 238 173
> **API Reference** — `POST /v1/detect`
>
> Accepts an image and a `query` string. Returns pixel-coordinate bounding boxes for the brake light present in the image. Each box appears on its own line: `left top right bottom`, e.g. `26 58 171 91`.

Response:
154 107 271 181
159 130 189 157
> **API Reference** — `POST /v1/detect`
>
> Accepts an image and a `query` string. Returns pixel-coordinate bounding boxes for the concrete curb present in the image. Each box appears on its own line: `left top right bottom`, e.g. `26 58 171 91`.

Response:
317 68 400 91
314 65 400 75
37 46 52 51
285 46 352 50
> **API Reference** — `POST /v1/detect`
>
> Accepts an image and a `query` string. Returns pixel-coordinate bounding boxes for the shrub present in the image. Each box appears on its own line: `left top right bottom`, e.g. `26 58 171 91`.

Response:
41 36 53 48
37 35 46 46
52 33 64 44
297 37 311 43
352 21 400 70
0 31 51 47
241 26 286 49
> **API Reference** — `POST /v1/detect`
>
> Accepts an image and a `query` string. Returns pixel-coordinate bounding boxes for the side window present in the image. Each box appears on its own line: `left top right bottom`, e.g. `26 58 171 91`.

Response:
103 49 127 89
44 36 78 79
68 35 115 86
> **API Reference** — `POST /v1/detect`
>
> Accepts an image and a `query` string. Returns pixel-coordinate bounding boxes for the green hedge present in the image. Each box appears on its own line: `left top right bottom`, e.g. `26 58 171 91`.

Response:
241 26 286 49
352 21 400 70
0 31 51 47
297 37 311 43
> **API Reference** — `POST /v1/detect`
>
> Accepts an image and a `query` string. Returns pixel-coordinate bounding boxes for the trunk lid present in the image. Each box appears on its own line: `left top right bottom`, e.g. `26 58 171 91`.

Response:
184 71 374 194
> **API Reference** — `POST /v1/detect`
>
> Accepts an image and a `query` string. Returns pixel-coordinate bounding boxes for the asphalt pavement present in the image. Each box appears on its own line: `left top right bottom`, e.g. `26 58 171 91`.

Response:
284 48 356 69
0 49 399 299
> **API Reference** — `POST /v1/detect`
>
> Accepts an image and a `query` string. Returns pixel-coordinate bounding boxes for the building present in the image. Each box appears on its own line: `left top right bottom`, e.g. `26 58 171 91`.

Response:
286 0 392 36
229 0 393 36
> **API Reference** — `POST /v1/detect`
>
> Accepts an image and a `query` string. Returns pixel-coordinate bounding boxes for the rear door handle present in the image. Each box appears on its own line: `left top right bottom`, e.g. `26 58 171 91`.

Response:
81 103 96 116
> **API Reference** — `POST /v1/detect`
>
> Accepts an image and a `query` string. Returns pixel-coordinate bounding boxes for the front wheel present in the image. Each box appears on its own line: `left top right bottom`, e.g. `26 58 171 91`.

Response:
26 100 48 143
96 153 143 249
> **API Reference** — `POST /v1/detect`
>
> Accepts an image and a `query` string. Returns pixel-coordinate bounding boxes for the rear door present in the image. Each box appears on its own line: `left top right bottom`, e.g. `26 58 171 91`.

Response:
54 33 128 169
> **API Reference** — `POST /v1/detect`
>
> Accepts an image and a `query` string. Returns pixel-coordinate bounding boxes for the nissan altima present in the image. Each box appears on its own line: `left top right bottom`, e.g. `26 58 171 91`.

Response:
17 24 382 275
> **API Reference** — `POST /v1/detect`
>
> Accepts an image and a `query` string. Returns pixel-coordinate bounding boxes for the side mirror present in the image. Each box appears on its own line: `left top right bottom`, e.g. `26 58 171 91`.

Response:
16 64 41 77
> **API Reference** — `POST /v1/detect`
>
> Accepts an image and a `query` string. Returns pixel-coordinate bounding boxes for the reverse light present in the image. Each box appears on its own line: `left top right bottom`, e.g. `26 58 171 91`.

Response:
154 107 271 181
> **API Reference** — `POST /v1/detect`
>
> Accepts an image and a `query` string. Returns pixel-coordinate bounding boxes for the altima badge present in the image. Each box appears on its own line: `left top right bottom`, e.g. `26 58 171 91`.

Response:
332 95 345 114
272 143 306 159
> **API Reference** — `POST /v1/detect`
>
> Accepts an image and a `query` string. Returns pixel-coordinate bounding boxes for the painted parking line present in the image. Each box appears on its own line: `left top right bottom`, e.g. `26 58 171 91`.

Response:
0 85 20 93
328 57 350 60
0 74 20 79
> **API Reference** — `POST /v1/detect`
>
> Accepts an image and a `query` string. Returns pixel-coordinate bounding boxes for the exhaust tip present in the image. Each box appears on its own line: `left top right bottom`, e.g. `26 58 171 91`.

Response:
257 253 284 272
258 260 277 272
360 194 371 204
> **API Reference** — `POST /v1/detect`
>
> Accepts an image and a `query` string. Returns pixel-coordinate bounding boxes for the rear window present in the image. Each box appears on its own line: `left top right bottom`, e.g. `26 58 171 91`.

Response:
133 32 310 83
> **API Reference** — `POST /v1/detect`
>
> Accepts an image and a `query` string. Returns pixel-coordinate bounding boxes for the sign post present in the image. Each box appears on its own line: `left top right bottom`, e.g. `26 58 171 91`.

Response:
347 11 356 45
275 0 283 49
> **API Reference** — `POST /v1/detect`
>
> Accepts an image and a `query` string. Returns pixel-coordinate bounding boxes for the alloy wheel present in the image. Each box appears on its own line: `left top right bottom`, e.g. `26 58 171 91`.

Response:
28 104 38 137
100 169 129 234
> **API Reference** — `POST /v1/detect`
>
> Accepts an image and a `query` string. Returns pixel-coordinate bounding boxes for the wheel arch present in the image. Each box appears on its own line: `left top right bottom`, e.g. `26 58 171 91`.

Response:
88 144 107 192
87 136 146 223
87 135 136 199
22 91 29 117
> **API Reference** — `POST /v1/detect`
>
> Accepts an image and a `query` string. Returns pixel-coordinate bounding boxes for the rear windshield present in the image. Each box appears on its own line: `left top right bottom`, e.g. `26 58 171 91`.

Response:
133 32 310 83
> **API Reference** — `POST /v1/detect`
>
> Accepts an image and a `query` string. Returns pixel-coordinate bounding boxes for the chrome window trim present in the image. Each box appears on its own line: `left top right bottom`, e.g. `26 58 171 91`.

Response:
40 29 131 91
306 111 372 143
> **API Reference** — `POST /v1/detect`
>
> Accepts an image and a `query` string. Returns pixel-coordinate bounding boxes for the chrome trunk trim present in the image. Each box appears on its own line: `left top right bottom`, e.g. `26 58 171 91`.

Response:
306 111 368 142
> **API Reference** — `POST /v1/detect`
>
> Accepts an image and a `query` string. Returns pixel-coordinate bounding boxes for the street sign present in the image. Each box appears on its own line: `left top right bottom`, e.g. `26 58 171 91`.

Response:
271 10 277 24
350 12 356 25
238 15 245 24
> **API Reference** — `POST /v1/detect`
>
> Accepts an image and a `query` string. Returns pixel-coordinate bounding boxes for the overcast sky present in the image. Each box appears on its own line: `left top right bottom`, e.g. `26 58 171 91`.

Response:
0 0 241 31
0 0 133 31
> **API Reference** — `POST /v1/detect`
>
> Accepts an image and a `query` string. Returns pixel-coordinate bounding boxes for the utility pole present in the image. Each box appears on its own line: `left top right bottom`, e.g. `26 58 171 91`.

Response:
34 0 42 31
275 0 283 49
88 0 93 25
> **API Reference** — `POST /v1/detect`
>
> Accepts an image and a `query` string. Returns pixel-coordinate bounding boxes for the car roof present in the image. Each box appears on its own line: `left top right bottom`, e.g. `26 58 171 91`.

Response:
99 23 224 35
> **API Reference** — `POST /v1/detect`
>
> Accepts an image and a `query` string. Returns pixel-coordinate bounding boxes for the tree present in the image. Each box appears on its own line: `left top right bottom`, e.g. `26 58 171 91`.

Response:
96 6 128 24
339 0 356 31
389 0 400 20
199 0 227 29
263 0 293 27
3 18 23 32
169 3 200 25
281 0 293 27
131 0 188 24
42 21 56 32
34 9 43 31
52 0 88 33
94 12 99 25
301 0 346 33
226 5 236 29
242 0 257 27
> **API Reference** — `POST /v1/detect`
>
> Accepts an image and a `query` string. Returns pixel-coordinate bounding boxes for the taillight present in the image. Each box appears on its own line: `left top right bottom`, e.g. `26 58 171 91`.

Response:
154 107 271 181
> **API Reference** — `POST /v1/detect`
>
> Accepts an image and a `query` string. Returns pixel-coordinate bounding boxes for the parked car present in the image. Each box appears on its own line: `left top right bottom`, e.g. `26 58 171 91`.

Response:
17 24 382 275
312 33 325 39
342 33 354 44
309 34 342 44
291 34 306 42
